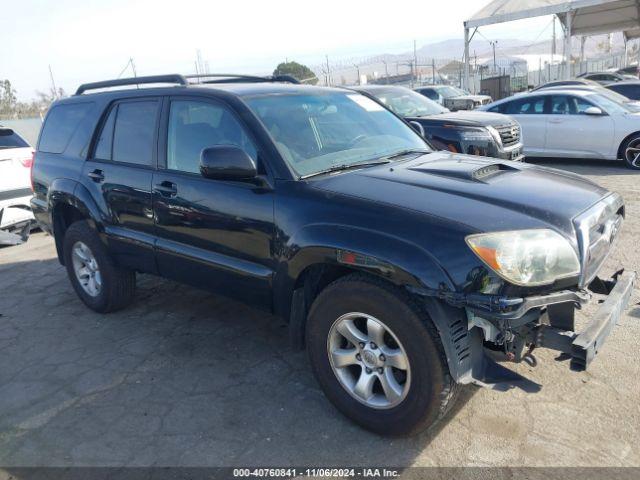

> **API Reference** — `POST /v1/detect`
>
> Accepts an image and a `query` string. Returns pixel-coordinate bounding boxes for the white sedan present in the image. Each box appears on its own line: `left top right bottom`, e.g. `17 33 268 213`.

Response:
479 89 640 169
0 126 35 243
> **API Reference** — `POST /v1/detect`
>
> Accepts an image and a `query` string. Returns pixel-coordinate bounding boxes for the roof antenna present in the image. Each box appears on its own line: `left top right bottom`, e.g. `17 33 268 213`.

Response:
48 64 59 99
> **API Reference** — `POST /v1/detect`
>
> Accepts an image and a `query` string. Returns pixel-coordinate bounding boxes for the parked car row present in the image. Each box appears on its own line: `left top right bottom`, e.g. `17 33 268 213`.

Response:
354 85 523 161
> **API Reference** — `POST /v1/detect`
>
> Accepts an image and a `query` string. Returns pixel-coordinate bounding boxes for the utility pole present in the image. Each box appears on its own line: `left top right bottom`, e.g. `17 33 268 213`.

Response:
382 60 389 84
48 65 59 99
490 40 498 75
325 55 331 86
413 40 418 85
432 58 436 84
552 16 556 63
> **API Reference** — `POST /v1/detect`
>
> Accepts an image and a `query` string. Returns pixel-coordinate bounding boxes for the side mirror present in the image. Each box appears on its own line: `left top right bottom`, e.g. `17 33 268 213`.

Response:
200 145 257 181
584 106 604 116
409 121 425 137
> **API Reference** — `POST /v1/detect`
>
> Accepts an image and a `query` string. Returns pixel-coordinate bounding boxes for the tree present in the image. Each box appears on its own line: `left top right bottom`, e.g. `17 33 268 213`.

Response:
0 80 17 114
273 61 318 84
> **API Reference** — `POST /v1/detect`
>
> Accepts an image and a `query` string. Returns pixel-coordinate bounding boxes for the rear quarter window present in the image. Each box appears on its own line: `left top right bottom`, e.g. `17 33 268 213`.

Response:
38 102 94 154
0 128 29 149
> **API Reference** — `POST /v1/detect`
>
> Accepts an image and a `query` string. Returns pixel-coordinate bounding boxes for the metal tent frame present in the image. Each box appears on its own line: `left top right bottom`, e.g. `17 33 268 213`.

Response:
463 0 640 88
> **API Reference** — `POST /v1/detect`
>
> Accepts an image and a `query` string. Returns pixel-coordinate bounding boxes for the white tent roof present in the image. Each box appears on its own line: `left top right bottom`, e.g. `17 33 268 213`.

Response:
465 0 640 37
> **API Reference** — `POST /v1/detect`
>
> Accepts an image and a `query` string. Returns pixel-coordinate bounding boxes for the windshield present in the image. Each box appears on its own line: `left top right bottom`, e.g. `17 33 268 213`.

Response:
587 92 632 114
244 91 430 178
364 87 448 117
436 86 466 98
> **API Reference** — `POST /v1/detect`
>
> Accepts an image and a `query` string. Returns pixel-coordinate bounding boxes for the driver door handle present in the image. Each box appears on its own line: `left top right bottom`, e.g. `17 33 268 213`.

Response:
87 169 105 182
154 181 178 197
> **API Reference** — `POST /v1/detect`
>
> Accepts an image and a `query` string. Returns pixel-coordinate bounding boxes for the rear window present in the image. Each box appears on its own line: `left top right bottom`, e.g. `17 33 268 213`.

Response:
38 103 94 154
0 128 29 149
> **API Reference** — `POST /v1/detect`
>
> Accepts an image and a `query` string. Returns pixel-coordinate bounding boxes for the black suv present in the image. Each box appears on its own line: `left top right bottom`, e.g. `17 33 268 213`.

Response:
31 74 635 436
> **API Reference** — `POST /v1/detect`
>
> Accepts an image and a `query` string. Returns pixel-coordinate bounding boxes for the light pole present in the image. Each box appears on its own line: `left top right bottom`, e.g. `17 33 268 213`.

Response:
353 64 361 85
382 60 389 84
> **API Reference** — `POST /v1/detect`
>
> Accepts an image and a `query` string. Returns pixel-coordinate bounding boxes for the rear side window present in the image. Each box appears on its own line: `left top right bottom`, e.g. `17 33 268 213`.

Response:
94 108 116 160
38 103 93 154
419 89 438 100
0 128 29 149
505 97 546 115
612 84 640 99
93 100 158 166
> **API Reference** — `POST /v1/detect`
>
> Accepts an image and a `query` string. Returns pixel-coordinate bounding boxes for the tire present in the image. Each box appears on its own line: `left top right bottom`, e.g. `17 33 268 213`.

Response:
621 134 640 170
62 221 136 313
305 273 458 436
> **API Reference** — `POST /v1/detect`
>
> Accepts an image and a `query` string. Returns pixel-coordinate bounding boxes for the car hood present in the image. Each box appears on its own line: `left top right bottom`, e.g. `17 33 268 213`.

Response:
408 110 514 127
311 152 609 237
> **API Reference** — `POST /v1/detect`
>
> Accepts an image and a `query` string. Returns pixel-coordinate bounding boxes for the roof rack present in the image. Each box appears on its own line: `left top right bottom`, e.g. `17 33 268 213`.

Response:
185 74 300 85
75 74 188 95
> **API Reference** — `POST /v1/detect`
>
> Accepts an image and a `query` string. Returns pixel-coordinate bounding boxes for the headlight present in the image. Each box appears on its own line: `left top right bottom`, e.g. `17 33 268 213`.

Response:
466 229 580 286
460 129 493 142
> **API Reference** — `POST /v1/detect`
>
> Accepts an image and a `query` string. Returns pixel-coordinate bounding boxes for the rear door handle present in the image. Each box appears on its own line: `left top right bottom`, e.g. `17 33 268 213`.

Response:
154 181 177 197
87 169 105 182
548 119 564 124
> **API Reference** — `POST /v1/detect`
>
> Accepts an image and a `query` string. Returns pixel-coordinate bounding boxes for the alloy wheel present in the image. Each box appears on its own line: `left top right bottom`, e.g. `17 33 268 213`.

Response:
327 312 411 409
71 241 102 297
625 138 640 168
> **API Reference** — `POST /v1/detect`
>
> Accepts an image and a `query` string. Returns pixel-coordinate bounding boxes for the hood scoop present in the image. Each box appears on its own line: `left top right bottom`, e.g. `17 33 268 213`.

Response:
408 159 518 182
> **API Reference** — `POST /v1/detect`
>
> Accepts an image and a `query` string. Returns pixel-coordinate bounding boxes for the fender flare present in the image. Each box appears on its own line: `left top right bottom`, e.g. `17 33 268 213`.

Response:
48 179 105 261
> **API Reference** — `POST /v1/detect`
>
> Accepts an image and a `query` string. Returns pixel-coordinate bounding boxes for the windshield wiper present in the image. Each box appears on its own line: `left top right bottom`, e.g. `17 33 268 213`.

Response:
300 159 391 179
383 149 431 160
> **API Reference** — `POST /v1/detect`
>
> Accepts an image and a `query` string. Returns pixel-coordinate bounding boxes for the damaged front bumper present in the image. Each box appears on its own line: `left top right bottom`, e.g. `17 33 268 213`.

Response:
412 270 636 389
537 270 635 371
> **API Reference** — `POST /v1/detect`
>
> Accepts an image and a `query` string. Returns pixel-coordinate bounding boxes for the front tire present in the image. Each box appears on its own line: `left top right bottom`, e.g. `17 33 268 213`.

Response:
305 274 458 436
62 221 136 313
621 134 640 170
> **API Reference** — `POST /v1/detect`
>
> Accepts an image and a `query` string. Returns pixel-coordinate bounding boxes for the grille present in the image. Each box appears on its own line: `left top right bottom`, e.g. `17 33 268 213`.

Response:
495 123 521 148
573 193 624 288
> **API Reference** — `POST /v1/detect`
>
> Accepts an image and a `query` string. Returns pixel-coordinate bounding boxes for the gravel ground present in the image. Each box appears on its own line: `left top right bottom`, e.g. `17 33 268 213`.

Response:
0 159 638 468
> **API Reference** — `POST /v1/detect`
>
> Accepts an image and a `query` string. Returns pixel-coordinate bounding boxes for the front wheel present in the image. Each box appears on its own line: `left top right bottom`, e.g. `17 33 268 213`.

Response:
621 134 640 170
305 274 458 436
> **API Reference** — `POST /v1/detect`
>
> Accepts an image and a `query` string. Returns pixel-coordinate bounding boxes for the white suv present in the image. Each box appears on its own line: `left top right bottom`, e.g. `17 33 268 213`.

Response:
0 126 35 239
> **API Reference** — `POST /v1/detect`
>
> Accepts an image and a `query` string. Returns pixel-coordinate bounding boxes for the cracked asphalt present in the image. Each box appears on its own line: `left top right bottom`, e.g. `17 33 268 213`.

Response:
0 160 638 468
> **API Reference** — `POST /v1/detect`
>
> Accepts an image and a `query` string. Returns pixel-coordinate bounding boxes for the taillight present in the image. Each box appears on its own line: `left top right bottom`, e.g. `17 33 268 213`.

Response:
19 155 33 168
25 150 35 192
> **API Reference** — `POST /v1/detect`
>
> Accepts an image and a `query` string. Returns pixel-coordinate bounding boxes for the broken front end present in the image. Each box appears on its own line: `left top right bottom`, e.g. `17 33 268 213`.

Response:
415 193 636 389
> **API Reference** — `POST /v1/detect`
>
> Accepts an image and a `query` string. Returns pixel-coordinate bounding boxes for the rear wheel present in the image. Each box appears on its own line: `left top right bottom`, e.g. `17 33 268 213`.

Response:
63 221 136 313
305 274 458 436
621 134 640 169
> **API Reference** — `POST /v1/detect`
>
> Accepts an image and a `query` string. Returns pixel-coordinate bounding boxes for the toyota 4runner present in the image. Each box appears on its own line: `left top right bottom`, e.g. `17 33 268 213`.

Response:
31 74 636 436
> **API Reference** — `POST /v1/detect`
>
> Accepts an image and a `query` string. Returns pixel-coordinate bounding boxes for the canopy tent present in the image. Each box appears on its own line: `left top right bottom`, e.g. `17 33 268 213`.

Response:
463 0 640 87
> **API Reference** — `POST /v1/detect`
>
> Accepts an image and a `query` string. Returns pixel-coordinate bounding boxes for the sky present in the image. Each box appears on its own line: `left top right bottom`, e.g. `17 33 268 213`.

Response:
0 0 552 100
